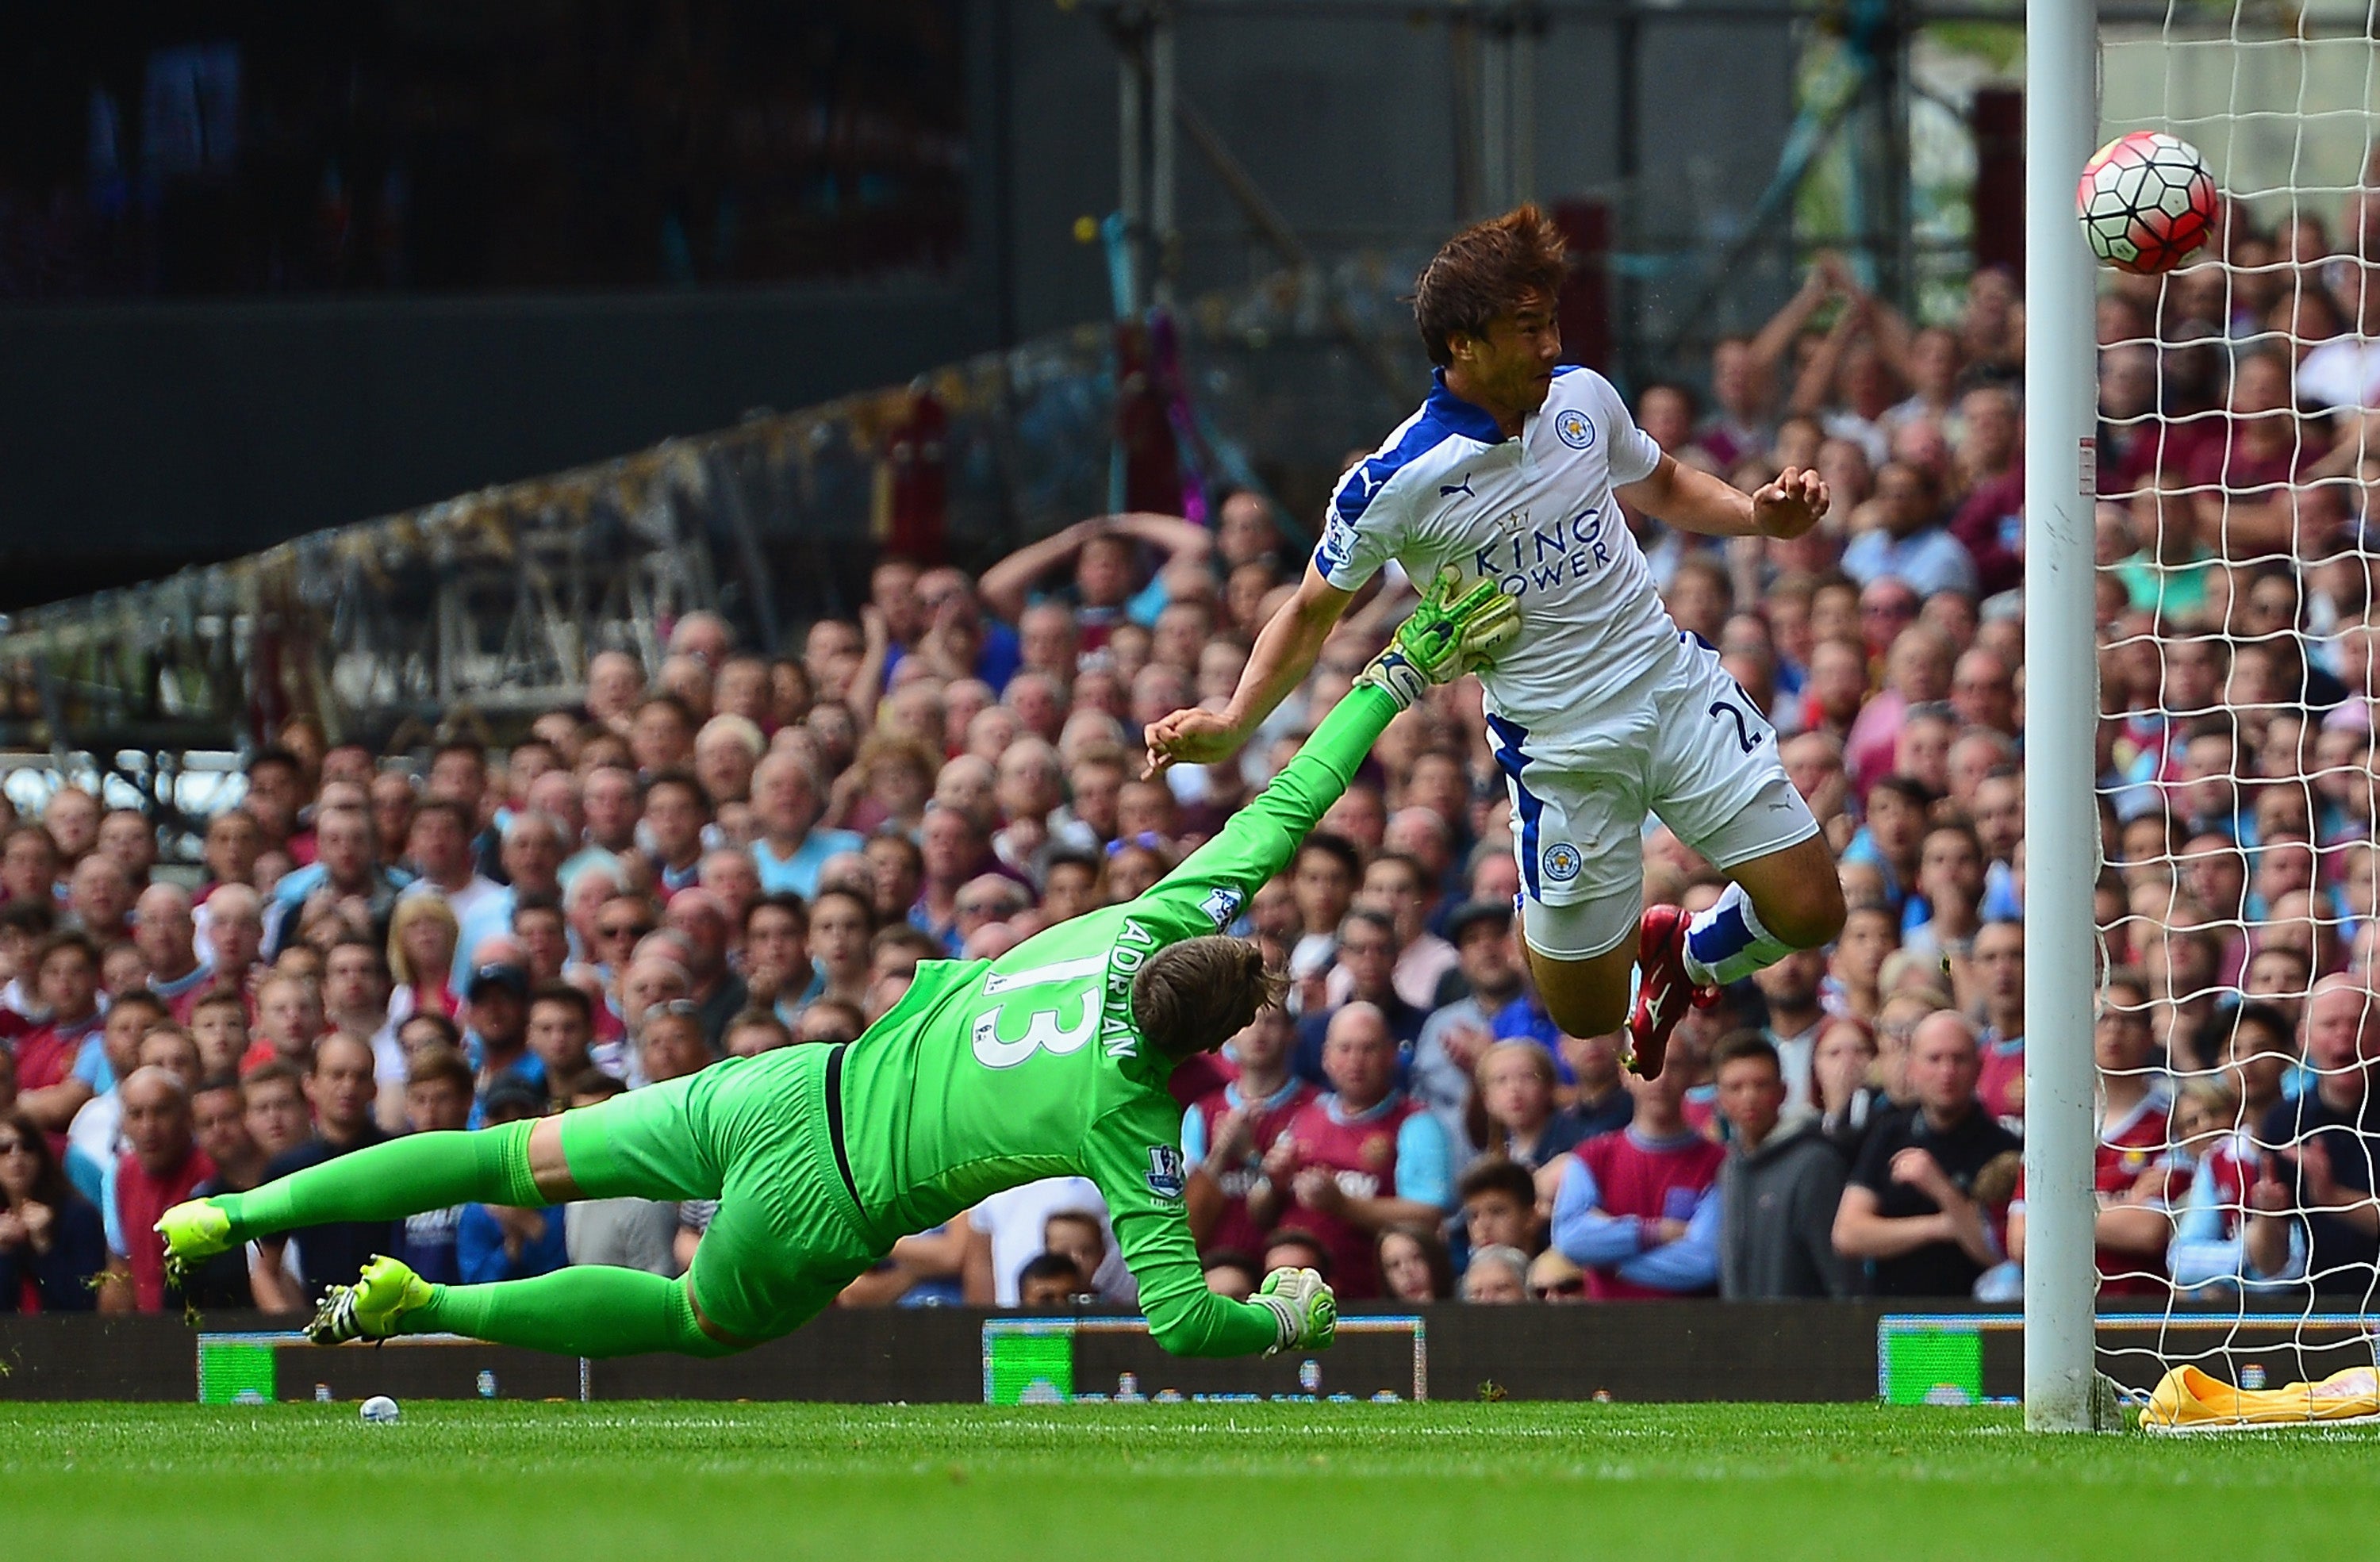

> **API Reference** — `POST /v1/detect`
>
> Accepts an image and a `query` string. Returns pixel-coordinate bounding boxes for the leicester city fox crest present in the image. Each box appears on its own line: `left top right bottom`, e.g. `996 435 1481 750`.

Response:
1553 408 1595 449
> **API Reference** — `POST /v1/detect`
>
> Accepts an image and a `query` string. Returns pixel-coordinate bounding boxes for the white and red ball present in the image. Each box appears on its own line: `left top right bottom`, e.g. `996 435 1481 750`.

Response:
2076 130 2218 274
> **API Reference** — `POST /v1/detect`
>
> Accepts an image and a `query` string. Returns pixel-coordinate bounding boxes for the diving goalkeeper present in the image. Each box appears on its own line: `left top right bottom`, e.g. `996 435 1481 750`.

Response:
157 569 1517 1361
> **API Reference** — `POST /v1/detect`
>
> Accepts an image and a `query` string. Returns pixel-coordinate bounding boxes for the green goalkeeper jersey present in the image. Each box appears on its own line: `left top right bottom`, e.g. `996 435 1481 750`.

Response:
838 682 1398 1356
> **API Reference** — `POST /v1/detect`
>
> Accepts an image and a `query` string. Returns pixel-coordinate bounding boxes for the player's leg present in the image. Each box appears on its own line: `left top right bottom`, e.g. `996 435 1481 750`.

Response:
1684 823 1846 985
1490 720 1649 1042
668 1052 882 1348
416 1126 875 1357
1646 647 1846 987
312 1023 865 1360
416 1046 869 1358
377 1263 748 1359
1622 651 1844 1073
1517 895 1641 1041
162 1073 718 1271
668 1189 870 1352
310 1113 748 1357
303 1248 748 1357
161 1121 550 1262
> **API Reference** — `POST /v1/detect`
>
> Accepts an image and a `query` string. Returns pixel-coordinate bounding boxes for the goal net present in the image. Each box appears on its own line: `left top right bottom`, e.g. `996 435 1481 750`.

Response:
2086 0 2380 1425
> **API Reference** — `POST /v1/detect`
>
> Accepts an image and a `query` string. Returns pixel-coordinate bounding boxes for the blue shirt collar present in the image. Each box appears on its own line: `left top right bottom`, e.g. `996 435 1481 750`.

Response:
1426 368 1511 445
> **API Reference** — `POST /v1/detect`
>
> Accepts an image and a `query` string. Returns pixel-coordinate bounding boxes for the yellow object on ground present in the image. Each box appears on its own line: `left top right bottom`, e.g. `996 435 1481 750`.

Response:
2141 1363 2380 1430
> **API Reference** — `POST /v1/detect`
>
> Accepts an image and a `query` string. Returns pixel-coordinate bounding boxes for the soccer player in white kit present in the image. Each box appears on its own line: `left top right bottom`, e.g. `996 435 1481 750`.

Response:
1146 206 1845 1077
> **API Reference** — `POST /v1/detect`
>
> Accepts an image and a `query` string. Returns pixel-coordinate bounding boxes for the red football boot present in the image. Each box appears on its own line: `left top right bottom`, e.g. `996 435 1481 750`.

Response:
1626 903 1717 1080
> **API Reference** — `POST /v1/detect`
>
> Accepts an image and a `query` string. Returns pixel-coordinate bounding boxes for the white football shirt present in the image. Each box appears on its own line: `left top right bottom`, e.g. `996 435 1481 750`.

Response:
1314 366 1676 765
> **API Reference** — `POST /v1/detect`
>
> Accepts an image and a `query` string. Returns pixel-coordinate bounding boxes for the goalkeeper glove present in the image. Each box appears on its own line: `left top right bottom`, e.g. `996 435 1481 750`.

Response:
1354 566 1520 710
1252 1265 1338 1354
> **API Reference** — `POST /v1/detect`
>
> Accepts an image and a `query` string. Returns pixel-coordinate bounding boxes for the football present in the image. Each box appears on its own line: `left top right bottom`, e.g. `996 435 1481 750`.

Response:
2075 130 2219 274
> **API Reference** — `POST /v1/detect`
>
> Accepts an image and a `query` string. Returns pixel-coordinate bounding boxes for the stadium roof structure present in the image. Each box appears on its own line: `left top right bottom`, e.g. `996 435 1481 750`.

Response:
0 433 724 760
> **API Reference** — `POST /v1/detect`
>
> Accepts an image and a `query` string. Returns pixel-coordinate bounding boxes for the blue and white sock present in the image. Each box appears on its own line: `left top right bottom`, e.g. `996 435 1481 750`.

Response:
1680 884 1798 987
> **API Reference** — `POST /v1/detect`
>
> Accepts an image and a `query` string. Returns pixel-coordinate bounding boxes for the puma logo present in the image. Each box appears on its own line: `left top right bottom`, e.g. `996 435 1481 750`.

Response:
1439 475 1476 499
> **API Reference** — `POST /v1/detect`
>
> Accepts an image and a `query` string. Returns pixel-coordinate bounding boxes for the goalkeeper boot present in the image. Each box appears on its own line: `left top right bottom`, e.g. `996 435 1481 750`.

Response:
155 1197 235 1297
1626 903 1717 1080
307 1255 432 1346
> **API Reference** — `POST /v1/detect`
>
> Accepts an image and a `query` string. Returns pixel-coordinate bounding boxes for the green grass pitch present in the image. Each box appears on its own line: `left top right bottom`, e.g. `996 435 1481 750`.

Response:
9 1401 2378 1559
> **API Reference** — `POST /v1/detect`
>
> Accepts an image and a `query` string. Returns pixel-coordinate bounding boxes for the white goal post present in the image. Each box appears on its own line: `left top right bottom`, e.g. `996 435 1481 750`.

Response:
2021 0 2105 1435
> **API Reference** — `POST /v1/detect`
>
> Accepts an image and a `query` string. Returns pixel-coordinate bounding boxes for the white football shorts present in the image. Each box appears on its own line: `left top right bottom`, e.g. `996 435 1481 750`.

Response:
1488 633 1819 961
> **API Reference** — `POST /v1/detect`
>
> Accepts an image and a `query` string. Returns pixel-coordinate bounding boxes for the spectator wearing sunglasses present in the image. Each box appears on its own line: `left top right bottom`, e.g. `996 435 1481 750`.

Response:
1527 1247 1588 1301
953 877 1030 951
593 897 658 965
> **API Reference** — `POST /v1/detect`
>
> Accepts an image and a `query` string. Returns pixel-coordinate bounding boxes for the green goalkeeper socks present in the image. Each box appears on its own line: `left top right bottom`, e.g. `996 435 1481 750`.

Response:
217 1122 546 1241
410 1265 739 1359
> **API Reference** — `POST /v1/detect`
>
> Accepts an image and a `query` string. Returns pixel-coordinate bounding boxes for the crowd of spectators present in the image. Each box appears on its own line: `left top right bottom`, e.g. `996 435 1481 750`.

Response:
6 204 2380 1321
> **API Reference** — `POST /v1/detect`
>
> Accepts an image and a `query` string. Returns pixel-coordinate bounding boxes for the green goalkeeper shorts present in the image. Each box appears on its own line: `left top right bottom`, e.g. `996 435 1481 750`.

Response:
556 1044 885 1344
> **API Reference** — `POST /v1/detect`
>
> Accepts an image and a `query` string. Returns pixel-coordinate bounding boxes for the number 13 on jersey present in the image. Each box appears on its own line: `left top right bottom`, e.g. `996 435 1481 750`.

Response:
969 954 1108 1069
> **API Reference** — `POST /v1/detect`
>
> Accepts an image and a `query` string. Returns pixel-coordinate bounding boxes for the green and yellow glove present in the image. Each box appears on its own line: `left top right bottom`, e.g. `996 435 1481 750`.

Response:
1253 1265 1338 1354
1355 566 1521 709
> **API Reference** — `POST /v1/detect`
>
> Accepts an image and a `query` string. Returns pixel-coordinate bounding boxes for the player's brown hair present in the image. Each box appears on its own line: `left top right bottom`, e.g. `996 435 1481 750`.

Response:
1411 205 1571 367
1132 936 1287 1061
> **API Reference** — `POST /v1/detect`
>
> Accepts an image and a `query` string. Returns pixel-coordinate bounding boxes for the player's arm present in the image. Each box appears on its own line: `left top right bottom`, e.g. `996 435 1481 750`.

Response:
1144 570 1519 913
1144 564 1353 773
1086 1107 1325 1358
1151 678 1392 911
1618 454 1829 543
